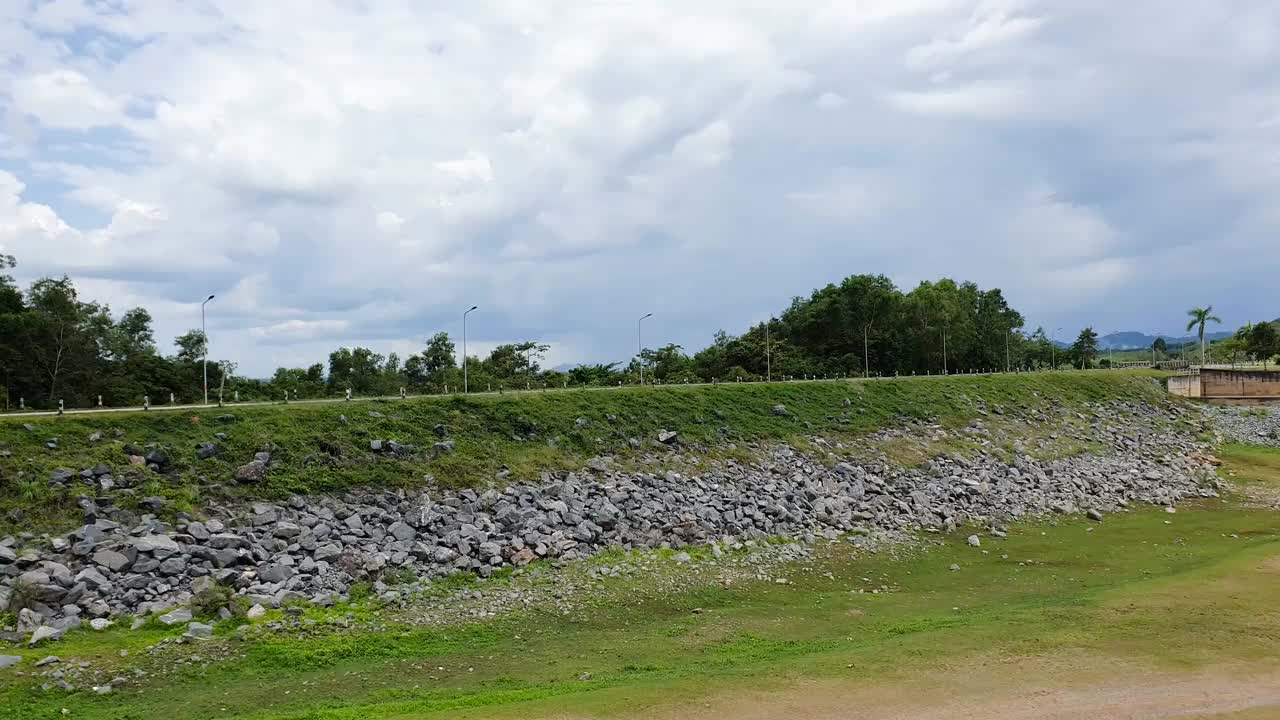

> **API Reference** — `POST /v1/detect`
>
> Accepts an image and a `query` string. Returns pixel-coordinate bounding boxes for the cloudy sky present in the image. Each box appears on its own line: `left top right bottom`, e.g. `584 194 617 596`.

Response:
1 0 1277 375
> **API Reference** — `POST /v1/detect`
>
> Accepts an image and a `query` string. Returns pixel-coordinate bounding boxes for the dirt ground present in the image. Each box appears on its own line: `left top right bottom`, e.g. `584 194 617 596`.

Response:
539 654 1280 720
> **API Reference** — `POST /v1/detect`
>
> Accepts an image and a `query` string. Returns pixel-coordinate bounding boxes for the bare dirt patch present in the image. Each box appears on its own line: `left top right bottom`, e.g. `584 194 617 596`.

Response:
531 655 1280 720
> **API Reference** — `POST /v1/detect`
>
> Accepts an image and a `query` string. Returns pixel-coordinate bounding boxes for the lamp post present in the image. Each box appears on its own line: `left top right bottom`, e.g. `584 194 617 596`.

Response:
766 319 772 382
463 306 477 393
638 313 653 385
941 326 948 375
863 322 873 379
201 294 215 405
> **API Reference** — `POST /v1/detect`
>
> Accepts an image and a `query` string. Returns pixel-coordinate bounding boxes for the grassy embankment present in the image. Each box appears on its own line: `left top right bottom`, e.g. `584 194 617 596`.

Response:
0 441 1275 720
0 371 1173 534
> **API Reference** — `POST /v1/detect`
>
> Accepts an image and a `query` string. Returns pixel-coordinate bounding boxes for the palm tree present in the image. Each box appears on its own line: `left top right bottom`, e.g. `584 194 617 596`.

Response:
1185 306 1222 368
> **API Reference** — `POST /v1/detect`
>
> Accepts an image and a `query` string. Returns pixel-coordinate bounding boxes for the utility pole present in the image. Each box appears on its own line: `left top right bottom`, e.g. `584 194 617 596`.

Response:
463 305 477 393
638 313 652 385
201 294 216 405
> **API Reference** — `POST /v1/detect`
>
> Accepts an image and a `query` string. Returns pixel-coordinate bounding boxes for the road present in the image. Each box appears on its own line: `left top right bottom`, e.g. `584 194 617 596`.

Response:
0 366 1158 420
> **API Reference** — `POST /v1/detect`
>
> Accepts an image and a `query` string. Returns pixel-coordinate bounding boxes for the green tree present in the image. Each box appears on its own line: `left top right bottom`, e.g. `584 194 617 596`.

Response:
174 329 208 363
1072 327 1099 369
567 362 621 386
1185 306 1221 367
328 347 386 394
1153 337 1167 357
20 276 111 405
1246 321 1280 370
484 342 550 383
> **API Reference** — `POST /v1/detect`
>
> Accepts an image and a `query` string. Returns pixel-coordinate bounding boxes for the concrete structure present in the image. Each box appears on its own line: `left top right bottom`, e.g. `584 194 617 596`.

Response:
1168 368 1280 402
1167 373 1201 398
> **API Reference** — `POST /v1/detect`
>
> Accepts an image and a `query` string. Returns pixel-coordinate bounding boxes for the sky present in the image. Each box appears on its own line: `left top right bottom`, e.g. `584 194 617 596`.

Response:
1 0 1277 376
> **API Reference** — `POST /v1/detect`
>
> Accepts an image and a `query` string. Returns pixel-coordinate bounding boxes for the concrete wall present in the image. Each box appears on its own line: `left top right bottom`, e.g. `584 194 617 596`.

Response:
1167 374 1200 398
1201 369 1280 399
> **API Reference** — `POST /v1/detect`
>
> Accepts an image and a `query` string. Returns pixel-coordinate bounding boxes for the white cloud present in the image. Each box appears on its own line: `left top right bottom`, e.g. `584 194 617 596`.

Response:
815 92 848 110
0 1 1276 374
375 211 405 235
242 221 281 255
249 319 352 343
786 179 883 224
11 70 124 130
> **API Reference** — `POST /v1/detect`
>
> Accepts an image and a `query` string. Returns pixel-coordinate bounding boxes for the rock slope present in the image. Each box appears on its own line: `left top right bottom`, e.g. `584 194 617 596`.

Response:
1205 405 1280 447
1 399 1220 646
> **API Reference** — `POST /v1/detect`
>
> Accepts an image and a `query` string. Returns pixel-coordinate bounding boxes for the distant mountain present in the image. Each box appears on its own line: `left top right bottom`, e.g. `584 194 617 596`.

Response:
1098 329 1235 350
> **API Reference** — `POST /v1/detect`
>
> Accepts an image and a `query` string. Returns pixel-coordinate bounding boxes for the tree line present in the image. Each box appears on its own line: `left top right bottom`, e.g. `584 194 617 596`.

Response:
6 252 1273 410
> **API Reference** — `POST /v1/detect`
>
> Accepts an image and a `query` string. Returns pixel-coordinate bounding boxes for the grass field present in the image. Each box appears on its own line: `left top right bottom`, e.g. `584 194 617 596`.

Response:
2 440 1276 720
0 371 1173 534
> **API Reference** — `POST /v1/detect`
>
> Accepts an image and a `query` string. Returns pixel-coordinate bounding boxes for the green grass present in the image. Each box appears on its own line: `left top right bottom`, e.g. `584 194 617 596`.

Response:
3 464 1277 720
1219 443 1280 485
0 372 1174 534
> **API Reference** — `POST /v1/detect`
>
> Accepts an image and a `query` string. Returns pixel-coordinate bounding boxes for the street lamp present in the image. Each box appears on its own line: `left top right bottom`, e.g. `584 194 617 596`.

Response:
941 326 948 375
463 306 477 393
766 319 772 382
863 322 873 379
638 313 653 385
201 294 215 405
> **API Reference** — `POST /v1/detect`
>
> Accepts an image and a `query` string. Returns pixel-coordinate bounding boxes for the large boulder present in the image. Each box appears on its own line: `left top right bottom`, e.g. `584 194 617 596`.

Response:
234 460 267 483
257 564 293 584
158 608 192 626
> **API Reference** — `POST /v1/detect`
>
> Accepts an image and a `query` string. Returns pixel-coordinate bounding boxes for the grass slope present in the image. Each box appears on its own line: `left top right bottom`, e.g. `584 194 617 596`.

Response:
0 372 1172 534
1 449 1276 720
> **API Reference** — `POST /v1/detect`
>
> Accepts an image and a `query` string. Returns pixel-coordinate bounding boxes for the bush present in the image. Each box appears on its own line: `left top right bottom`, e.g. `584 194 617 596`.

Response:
7 579 39 613
383 566 417 585
190 582 234 617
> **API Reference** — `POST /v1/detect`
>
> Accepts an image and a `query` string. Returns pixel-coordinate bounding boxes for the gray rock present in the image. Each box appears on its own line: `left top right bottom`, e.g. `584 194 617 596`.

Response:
158 608 192 626
967 535 981 547
17 608 43 633
1086 509 1104 522
257 564 293 584
207 533 250 549
35 655 60 667
196 442 219 460
0 655 22 669
771 404 789 416
433 440 456 457
92 549 132 573
234 460 267 483
158 556 188 576
186 622 214 638
313 543 342 561
246 604 266 620
29 626 63 645
657 430 679 445
387 521 415 542
132 535 180 556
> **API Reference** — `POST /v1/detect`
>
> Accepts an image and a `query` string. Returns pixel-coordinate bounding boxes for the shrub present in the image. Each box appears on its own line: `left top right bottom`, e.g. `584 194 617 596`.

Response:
190 582 234 617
